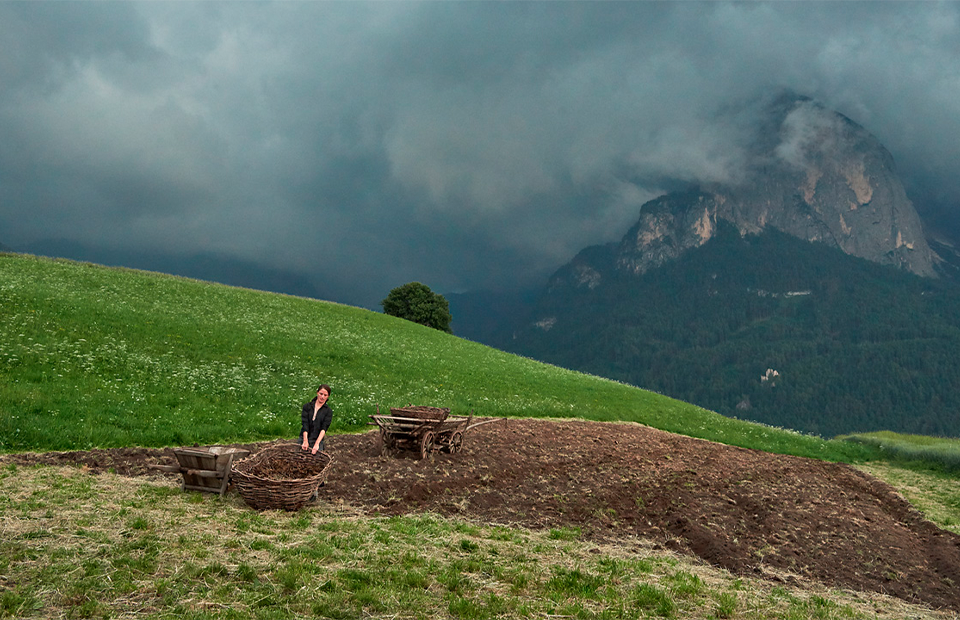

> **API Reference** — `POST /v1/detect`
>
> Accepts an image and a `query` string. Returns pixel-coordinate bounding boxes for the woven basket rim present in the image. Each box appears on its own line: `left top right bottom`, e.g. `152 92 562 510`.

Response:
233 448 332 483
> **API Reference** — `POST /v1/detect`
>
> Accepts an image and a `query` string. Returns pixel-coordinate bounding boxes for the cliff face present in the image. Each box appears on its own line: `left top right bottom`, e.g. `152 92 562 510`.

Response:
615 191 728 277
556 96 935 291
716 97 934 277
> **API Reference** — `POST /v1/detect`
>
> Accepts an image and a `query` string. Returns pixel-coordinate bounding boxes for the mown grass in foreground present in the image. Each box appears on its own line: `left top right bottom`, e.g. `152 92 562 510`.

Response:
0 253 879 465
1 464 953 620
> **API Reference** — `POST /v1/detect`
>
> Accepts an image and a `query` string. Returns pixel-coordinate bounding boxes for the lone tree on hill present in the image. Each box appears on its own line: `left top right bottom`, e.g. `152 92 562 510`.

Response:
381 282 452 333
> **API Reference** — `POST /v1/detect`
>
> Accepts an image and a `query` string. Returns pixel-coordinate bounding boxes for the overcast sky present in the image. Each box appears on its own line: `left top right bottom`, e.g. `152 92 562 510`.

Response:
2 2 960 308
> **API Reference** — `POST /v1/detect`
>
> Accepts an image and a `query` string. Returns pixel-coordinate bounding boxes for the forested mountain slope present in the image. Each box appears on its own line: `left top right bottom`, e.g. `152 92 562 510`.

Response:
508 225 960 437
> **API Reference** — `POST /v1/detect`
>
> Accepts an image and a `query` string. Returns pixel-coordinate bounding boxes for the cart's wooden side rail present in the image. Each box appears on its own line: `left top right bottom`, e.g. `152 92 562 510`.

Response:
369 414 470 425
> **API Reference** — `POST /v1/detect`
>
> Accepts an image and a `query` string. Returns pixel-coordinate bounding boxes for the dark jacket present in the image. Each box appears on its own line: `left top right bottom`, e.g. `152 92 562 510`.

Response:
301 399 333 445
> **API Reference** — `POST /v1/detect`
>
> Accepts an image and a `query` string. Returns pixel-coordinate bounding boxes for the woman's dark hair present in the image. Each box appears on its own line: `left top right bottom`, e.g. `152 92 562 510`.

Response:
317 384 332 395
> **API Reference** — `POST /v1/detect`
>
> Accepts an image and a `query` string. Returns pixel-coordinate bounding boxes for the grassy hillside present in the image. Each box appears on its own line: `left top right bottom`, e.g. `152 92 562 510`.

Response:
842 431 960 473
5 253 960 620
1 252 875 463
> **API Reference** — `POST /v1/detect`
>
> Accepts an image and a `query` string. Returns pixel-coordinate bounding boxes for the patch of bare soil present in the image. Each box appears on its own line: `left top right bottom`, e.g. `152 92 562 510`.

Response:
4 418 960 611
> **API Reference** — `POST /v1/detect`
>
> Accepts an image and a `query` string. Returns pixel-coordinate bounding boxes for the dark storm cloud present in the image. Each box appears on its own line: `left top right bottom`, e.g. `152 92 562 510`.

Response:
2 2 959 307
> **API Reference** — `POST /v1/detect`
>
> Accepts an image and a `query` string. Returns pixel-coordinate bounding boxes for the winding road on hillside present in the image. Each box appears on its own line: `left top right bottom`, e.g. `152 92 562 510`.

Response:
5 418 960 612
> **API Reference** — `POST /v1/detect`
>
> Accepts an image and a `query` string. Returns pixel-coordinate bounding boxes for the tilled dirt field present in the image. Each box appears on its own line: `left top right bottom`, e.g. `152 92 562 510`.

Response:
4 417 960 612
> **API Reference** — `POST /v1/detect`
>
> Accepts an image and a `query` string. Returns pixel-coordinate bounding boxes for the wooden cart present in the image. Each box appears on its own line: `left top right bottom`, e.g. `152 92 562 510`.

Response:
151 446 250 495
369 406 499 459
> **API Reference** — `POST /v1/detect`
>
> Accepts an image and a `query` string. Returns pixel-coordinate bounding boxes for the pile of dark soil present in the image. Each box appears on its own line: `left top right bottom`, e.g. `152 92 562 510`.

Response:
4 418 959 611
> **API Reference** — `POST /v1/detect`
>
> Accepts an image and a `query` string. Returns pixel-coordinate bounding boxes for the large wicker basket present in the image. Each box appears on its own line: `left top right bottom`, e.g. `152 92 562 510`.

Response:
232 446 333 511
389 405 450 422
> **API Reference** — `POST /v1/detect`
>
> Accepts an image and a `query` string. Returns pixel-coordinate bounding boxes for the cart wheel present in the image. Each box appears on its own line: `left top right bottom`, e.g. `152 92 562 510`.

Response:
420 431 435 459
450 432 463 453
376 427 387 455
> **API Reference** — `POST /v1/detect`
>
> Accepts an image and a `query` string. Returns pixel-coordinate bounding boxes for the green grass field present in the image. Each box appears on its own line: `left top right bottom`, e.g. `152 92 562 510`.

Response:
4 252 960 620
1 252 876 464
840 431 960 472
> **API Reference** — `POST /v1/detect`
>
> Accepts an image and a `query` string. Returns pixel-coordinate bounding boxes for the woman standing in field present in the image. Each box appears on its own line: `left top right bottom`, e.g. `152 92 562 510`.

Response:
301 384 333 454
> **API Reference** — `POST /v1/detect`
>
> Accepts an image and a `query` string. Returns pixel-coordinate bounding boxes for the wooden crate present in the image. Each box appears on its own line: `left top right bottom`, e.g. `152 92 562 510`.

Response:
156 446 250 495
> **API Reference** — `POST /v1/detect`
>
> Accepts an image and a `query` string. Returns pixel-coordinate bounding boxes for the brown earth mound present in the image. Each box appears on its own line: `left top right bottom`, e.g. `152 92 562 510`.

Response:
4 418 960 611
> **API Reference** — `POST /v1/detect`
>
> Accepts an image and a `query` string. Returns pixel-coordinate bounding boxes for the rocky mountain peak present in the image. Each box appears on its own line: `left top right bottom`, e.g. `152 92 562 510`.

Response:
610 96 936 283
